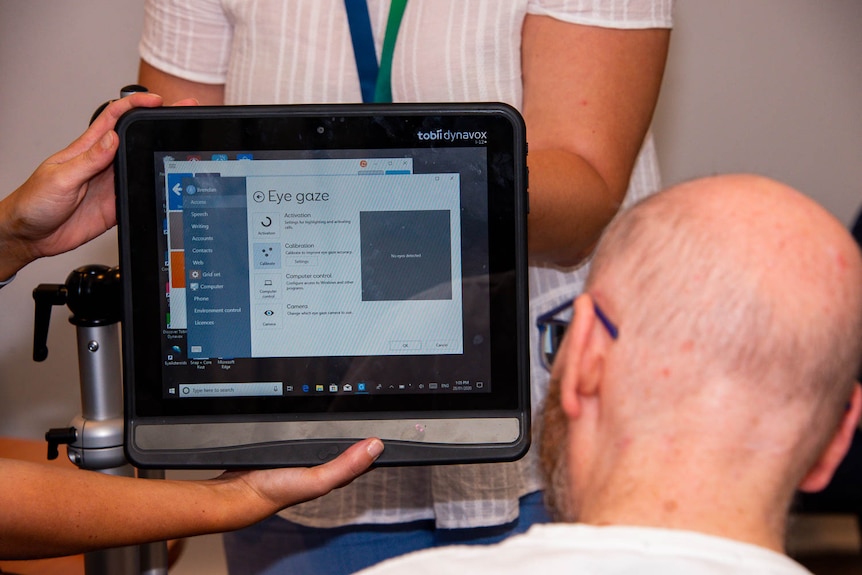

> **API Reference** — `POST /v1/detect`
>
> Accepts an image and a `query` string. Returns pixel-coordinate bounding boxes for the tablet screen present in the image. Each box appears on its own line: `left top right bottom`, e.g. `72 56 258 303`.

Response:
116 104 528 467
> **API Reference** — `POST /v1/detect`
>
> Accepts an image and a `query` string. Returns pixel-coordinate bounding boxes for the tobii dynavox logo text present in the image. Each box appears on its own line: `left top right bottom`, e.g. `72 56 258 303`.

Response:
417 129 488 142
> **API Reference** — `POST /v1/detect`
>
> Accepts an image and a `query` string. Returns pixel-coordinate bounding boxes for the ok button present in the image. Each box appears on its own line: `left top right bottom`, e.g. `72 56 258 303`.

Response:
389 340 421 351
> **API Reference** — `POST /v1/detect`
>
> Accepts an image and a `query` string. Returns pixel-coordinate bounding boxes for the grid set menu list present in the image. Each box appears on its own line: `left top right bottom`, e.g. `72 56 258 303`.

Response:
164 157 464 367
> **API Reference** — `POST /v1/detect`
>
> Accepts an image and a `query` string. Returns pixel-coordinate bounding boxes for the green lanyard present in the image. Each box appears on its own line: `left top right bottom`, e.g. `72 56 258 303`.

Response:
344 0 408 103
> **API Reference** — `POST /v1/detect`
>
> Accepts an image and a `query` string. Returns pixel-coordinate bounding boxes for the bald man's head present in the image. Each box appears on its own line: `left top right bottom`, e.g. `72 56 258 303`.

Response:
539 175 862 530
588 173 862 432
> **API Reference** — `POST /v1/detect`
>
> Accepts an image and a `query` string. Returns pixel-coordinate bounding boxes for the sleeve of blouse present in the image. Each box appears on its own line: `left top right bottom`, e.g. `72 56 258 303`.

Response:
527 0 673 29
139 0 234 84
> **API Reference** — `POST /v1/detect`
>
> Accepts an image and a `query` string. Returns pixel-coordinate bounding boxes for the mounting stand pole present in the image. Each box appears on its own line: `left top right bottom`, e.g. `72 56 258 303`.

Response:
35 264 167 575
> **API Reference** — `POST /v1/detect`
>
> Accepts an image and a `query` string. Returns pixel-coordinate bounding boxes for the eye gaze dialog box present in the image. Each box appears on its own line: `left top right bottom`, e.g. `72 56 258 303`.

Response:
167 158 463 364
117 104 529 467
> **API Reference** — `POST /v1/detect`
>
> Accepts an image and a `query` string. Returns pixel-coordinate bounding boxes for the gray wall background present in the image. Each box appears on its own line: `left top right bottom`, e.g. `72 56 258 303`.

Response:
1 1 860 439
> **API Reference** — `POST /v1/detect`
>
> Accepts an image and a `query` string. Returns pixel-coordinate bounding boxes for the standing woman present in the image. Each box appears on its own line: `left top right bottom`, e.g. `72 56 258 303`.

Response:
138 2 673 573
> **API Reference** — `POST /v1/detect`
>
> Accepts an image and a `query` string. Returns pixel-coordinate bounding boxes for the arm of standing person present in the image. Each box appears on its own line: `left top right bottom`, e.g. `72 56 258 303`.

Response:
139 60 226 106
0 437 383 559
521 17 670 266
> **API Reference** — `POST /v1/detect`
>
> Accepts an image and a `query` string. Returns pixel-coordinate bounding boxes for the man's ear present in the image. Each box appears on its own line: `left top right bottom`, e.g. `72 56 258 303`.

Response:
798 382 862 493
557 294 611 420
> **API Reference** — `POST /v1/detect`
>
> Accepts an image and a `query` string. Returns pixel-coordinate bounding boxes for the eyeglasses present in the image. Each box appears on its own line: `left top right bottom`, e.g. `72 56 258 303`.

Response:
536 298 619 371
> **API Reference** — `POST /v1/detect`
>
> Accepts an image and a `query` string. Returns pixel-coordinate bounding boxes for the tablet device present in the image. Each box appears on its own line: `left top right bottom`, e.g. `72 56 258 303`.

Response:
116 103 529 468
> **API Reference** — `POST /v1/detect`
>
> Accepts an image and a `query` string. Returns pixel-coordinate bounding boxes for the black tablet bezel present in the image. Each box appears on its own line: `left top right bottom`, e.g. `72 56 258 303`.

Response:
116 103 529 467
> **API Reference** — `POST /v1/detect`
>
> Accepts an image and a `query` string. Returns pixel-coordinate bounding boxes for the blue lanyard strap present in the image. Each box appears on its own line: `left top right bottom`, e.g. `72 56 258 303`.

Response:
344 0 408 103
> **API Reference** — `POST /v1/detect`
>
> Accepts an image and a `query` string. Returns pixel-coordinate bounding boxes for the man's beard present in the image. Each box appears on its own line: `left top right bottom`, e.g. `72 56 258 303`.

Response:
538 380 576 522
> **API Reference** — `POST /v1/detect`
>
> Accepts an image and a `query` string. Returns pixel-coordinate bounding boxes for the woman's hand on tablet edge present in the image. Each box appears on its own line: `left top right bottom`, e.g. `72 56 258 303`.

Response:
0 438 383 559
0 94 198 281
213 438 385 522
